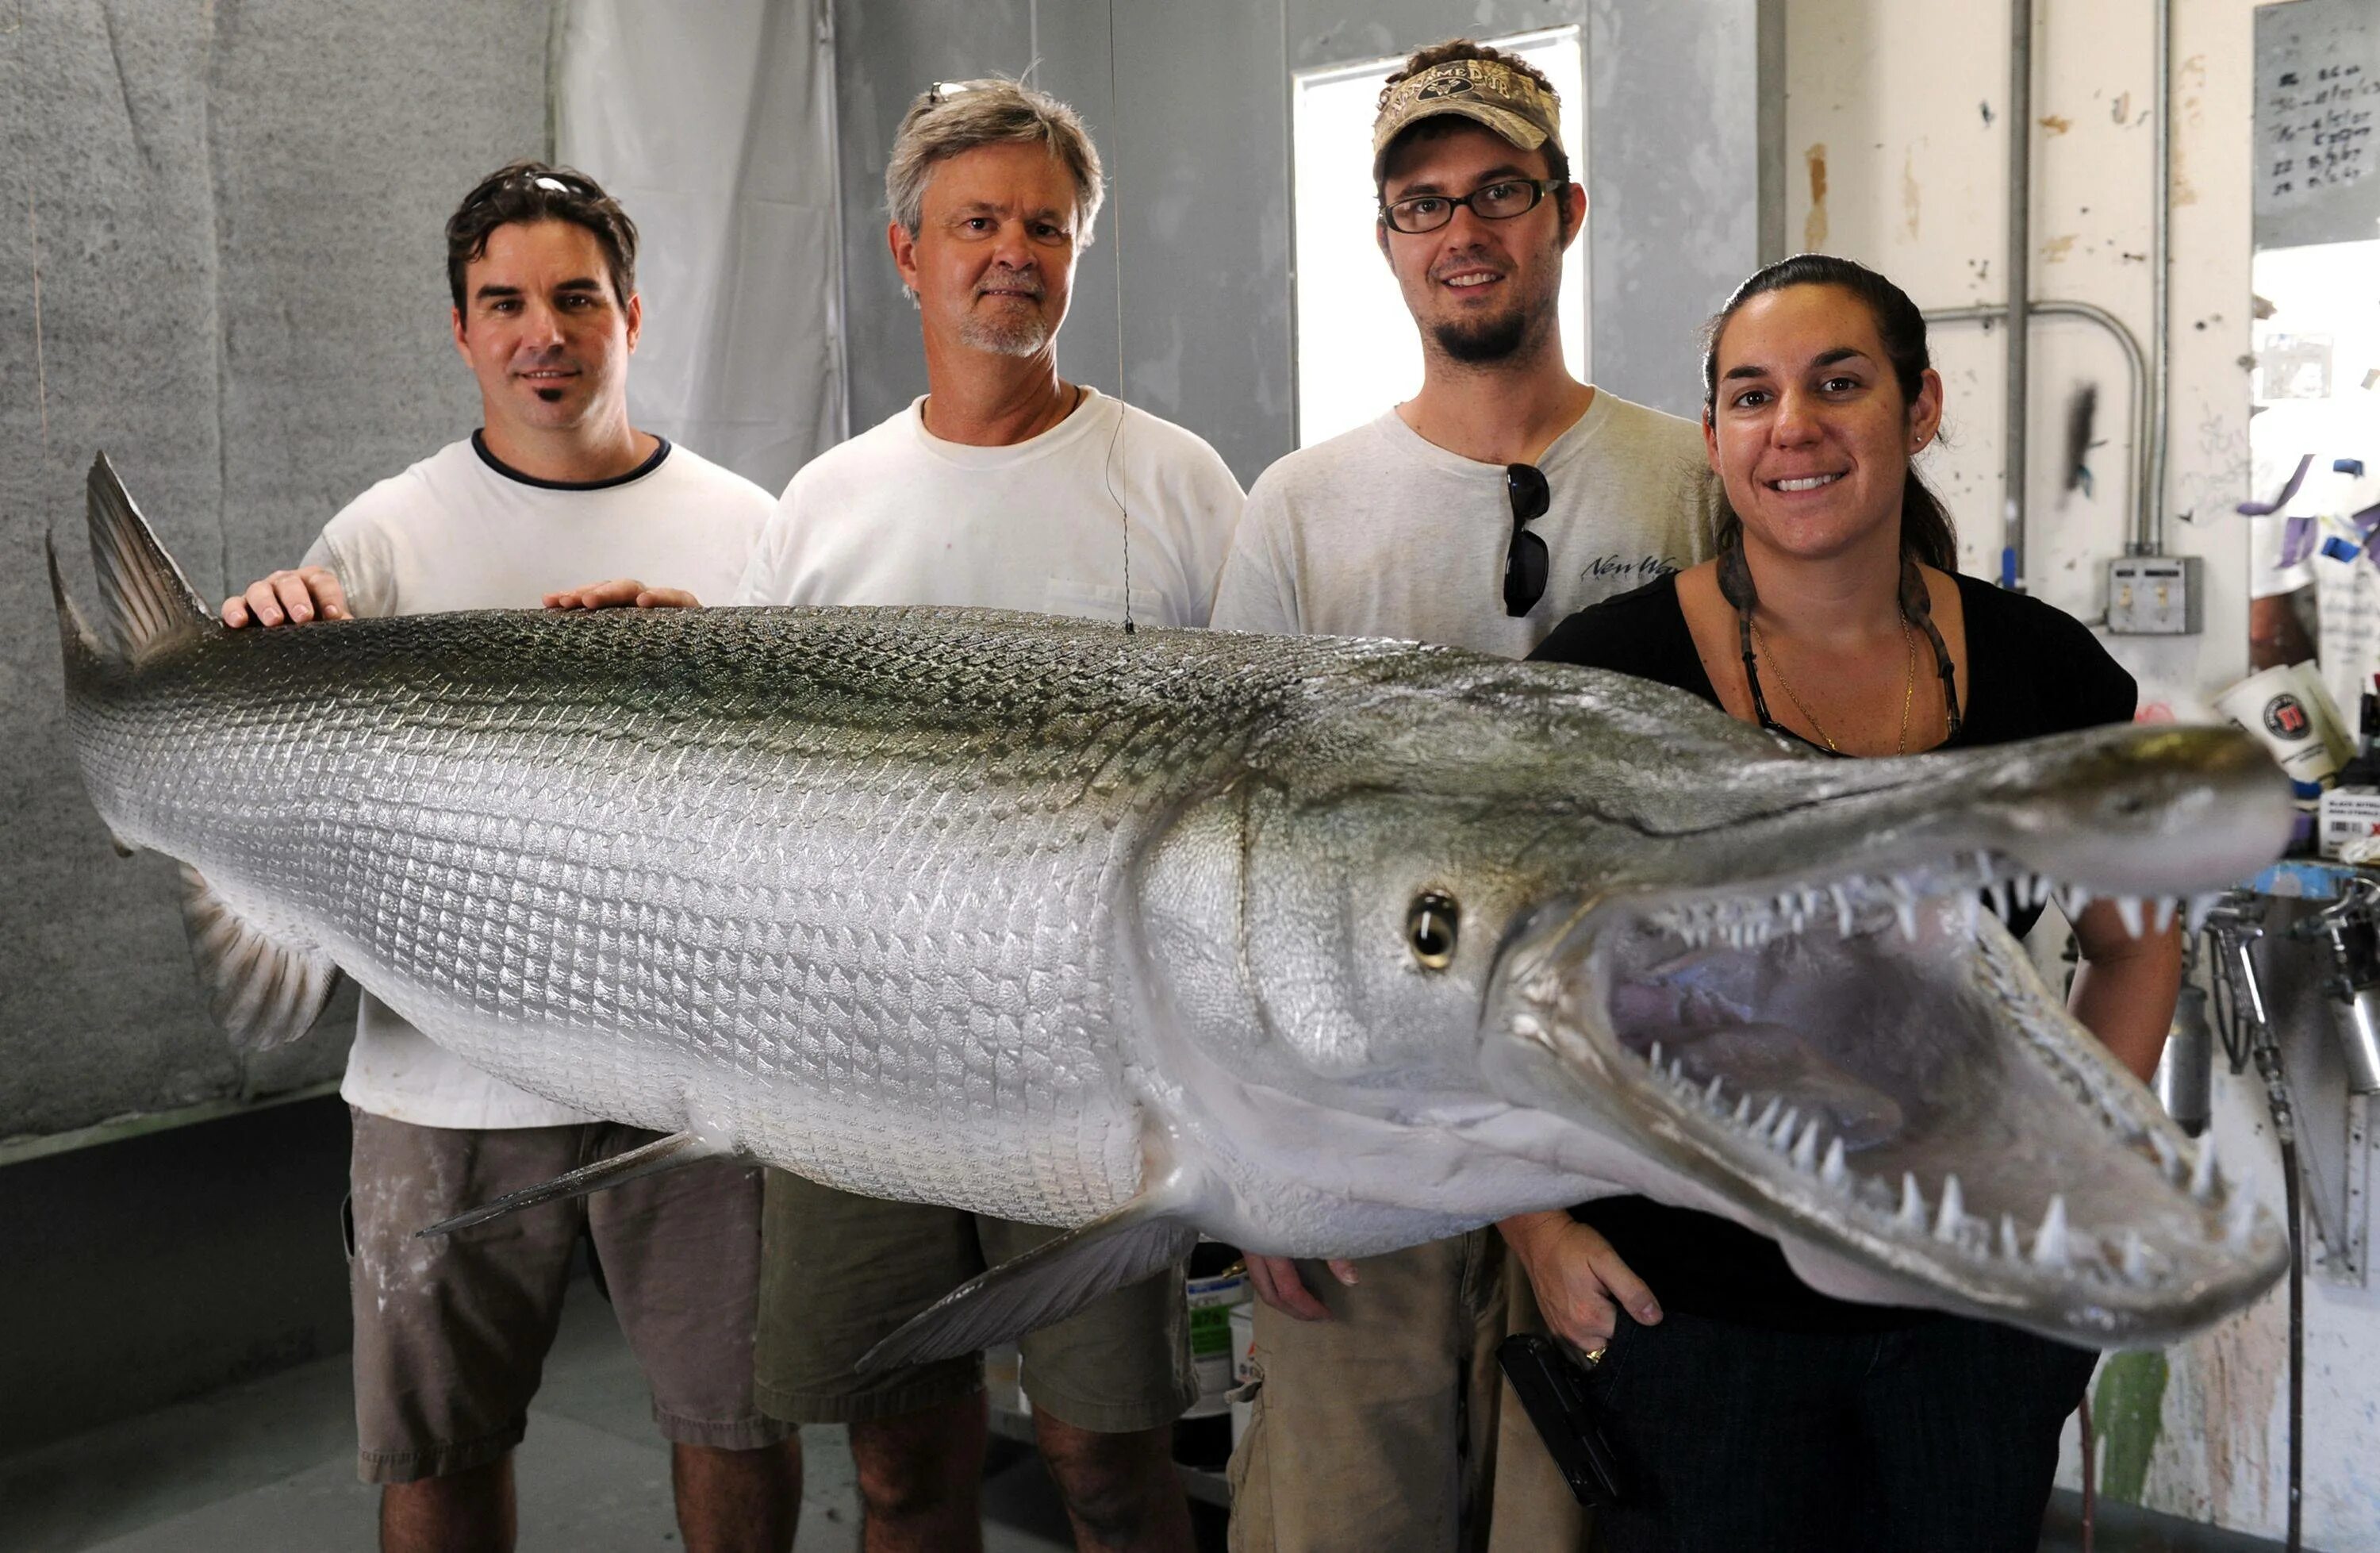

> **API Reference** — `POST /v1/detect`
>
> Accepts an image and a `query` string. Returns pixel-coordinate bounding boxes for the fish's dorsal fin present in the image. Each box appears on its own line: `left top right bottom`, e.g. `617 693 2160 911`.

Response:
858 1166 1203 1373
414 1129 731 1238
87 452 217 663
178 865 344 1049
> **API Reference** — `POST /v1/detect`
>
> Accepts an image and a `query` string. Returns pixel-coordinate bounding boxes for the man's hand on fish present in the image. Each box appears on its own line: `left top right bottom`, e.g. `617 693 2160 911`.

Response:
221 567 347 629
1246 1254 1361 1321
1499 1211 1660 1351
543 578 701 612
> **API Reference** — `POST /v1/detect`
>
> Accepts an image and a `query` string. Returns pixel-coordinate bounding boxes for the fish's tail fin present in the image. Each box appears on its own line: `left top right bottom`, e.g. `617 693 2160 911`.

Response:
47 527 106 678
83 452 217 663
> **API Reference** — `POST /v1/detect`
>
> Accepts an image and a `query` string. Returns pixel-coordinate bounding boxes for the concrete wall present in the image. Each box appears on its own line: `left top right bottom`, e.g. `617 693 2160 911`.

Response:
831 0 1776 484
0 0 555 1142
1783 2 2380 1546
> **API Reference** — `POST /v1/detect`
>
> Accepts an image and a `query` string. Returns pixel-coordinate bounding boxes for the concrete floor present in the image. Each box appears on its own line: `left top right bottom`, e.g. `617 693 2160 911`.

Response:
0 1274 1226 1553
0 1267 2289 1553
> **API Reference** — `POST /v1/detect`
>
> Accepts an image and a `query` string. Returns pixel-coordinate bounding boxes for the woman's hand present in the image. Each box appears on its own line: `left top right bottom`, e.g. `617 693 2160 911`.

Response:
1245 1253 1359 1320
1499 1209 1660 1351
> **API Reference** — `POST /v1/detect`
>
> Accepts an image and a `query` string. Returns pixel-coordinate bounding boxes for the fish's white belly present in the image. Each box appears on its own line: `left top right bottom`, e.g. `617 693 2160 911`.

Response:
182 744 1150 1228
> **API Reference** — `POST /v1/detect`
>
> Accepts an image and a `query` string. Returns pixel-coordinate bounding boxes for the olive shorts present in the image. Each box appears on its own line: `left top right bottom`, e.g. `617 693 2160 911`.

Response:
753 1167 1196 1433
346 1107 792 1484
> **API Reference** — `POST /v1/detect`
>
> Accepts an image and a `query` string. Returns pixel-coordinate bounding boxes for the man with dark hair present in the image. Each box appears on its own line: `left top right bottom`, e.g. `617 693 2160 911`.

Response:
221 160 800 1553
1212 40 1721 1553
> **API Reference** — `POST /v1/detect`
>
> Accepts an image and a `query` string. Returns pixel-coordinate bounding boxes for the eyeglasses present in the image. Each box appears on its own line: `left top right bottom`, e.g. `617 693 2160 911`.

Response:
461 166 606 211
1382 179 1566 235
1504 463 1550 617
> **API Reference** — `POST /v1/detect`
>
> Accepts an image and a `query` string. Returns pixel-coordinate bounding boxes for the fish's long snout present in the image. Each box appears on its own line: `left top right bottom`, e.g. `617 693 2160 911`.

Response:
1963 725 2293 898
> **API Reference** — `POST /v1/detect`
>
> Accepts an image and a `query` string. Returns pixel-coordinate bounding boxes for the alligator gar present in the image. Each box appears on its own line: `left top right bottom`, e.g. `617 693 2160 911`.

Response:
52 455 2291 1362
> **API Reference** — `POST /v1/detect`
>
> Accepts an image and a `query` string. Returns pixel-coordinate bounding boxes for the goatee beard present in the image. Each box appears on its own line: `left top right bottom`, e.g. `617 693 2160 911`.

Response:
1430 309 1529 363
958 311 1051 358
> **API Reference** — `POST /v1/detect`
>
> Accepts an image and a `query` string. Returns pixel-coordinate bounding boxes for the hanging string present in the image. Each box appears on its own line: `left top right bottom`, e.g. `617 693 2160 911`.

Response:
1104 0 1134 633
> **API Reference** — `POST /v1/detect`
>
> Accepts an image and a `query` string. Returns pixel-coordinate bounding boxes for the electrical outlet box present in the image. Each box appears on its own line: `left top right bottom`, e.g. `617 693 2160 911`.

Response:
2106 555 2203 634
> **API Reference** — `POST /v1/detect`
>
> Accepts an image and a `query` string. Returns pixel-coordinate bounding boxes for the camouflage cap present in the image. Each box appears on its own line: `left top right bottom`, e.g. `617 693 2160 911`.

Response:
1372 57 1562 181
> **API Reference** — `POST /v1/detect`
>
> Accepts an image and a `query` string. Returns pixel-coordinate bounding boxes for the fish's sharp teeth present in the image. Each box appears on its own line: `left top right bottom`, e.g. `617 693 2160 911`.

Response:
1999 1213 2021 1260
1756 1097 1780 1135
2186 892 2221 937
1772 1106 1800 1147
1668 1056 1686 1086
1705 1074 1726 1108
1960 893 1981 935
1734 1094 1752 1125
2226 1185 2258 1249
2190 1135 2217 1201
1820 1137 1847 1188
1894 898 1919 940
1833 883 1855 936
1988 878 2013 921
2122 1231 2154 1284
1649 1040 1664 1071
1934 1174 1965 1241
1898 1172 1927 1231
2116 894 2146 938
2033 1194 2071 1268
2151 896 2178 932
1791 1118 1821 1171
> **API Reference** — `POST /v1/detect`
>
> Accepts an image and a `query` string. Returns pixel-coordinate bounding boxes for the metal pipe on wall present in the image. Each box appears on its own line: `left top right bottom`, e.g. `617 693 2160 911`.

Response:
1925 300 2151 567
2002 0 2033 590
2144 0 2174 555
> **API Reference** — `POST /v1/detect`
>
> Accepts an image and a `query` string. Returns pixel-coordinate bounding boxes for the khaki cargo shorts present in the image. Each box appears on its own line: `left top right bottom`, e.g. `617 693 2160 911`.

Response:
346 1107 793 1483
754 1167 1196 1433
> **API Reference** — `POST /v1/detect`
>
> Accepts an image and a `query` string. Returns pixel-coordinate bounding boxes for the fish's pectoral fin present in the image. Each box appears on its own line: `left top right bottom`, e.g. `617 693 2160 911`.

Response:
858 1181 1202 1374
84 453 217 663
178 865 344 1051
415 1129 731 1238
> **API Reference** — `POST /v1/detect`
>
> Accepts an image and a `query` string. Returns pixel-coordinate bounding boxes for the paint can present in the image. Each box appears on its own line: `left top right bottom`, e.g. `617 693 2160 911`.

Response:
1173 1241 1250 1469
2213 665 2340 791
1228 1301 1256 1449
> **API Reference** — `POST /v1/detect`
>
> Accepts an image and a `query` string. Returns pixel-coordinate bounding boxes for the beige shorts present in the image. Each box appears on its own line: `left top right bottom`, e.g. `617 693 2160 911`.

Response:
752 1168 1196 1433
346 1107 793 1484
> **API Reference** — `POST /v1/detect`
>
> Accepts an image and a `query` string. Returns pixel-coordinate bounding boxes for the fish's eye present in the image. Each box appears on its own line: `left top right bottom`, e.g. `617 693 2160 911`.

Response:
1407 891 1460 971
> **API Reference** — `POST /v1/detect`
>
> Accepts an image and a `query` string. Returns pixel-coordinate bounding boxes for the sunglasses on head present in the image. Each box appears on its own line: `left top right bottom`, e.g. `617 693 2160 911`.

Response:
1503 462 1550 617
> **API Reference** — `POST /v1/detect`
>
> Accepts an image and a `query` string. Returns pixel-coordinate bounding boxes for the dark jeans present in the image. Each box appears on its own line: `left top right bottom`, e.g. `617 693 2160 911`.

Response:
1584 1308 2098 1553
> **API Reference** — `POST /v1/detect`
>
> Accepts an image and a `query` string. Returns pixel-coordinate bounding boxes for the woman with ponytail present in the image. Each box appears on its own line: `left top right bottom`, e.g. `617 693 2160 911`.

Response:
1520 256 2181 1551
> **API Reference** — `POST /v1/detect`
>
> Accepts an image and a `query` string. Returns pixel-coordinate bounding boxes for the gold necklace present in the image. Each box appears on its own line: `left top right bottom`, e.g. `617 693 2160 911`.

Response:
1752 615 1917 755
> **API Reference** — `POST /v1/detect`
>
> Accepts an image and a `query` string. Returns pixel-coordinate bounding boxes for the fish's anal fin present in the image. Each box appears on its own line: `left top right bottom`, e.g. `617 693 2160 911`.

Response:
416 1130 728 1238
86 452 217 663
858 1186 1201 1374
177 865 344 1051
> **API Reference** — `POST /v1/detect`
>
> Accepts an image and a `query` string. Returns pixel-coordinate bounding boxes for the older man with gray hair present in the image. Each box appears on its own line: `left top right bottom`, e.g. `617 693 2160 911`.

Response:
735 78 1242 1553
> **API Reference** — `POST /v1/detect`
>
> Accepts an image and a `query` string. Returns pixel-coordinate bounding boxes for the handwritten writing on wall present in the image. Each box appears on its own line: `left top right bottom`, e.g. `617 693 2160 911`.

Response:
2258 0 2380 250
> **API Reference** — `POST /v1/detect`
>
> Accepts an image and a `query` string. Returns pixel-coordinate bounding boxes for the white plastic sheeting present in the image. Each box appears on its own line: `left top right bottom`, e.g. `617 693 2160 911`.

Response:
555 0 846 496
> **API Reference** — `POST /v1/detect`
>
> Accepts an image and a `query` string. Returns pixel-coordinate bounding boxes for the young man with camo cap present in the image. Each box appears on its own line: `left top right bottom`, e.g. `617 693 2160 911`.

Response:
1212 39 1721 1553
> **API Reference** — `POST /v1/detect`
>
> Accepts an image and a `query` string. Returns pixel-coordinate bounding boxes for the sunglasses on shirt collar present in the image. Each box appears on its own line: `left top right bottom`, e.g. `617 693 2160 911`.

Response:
1503 462 1550 617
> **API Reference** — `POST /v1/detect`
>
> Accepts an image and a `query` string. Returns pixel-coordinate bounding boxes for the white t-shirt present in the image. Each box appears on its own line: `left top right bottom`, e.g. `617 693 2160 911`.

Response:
735 389 1242 624
1210 391 1723 655
305 433 774 1129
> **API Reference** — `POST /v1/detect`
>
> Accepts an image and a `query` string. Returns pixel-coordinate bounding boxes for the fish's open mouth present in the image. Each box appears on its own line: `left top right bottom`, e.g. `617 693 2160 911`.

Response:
1499 849 2287 1343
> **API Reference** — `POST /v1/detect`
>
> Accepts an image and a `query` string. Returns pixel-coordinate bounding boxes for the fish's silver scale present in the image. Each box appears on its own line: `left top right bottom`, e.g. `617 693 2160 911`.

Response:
68 605 1407 1224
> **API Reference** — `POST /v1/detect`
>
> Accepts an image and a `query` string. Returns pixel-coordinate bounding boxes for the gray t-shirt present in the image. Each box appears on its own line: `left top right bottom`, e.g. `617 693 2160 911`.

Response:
1210 390 1722 654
